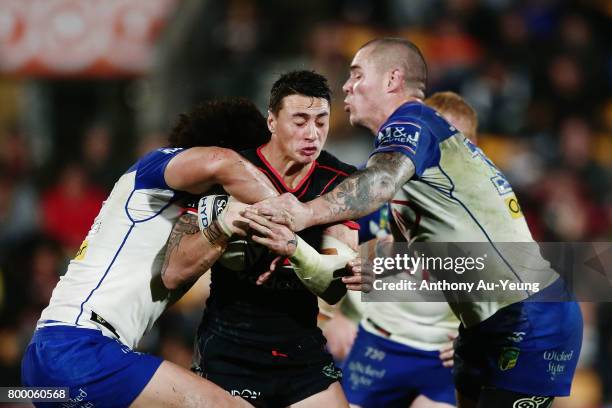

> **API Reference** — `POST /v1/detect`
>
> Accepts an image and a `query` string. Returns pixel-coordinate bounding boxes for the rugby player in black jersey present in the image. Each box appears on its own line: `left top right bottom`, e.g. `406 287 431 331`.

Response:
162 71 363 407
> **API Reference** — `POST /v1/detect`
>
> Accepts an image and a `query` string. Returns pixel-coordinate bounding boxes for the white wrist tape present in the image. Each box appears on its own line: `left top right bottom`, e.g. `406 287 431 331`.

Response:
289 235 357 295
197 194 233 237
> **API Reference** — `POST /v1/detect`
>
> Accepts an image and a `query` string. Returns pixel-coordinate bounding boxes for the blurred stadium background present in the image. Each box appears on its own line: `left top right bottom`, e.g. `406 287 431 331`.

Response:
0 0 610 406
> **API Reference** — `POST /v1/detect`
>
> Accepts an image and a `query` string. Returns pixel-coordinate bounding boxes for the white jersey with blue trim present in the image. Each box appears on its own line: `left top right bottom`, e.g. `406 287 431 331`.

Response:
368 101 556 327
39 147 188 348
357 204 459 349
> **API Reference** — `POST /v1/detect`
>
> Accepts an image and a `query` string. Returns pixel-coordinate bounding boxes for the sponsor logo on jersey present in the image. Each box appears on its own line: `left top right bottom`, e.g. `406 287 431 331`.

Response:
465 139 515 196
543 349 574 379
499 347 520 371
508 331 526 343
74 240 89 260
512 396 553 408
230 389 261 400
492 174 513 196
505 196 524 219
61 388 90 408
378 126 421 148
322 362 343 380
160 147 182 154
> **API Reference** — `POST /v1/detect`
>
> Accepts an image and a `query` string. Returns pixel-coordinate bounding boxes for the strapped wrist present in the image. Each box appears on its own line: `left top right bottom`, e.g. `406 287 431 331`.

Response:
215 210 233 237
200 220 229 249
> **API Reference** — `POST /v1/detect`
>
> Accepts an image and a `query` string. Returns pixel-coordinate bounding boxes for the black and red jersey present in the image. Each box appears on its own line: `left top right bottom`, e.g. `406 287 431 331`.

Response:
201 146 358 345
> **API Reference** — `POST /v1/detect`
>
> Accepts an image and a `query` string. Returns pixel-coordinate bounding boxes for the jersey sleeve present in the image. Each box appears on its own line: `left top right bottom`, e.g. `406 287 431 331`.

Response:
370 121 440 178
132 147 185 190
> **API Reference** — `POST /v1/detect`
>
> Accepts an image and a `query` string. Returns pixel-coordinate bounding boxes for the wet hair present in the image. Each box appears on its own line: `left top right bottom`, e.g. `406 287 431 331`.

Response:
268 70 331 114
168 97 270 150
360 37 428 97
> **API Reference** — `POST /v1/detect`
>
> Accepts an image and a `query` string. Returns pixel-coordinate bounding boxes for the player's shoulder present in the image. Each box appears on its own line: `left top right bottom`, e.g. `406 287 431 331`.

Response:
128 147 184 169
316 150 357 176
126 147 187 191
387 101 438 126
385 101 455 141
238 147 259 164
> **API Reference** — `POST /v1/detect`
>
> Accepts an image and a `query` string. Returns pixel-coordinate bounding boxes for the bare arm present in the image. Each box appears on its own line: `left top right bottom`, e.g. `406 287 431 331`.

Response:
252 152 415 231
322 223 359 252
161 213 229 291
164 147 277 202
310 152 415 227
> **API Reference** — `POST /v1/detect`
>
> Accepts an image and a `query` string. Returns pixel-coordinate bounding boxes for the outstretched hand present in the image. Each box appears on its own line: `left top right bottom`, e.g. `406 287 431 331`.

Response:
249 193 312 232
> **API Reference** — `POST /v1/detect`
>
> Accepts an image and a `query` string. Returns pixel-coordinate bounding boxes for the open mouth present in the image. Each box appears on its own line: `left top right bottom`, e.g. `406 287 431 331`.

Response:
300 147 318 156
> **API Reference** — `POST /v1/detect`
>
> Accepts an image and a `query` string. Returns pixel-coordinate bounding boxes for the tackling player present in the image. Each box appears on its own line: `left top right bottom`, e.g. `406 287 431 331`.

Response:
252 39 583 408
21 98 278 408
163 70 360 407
337 92 478 408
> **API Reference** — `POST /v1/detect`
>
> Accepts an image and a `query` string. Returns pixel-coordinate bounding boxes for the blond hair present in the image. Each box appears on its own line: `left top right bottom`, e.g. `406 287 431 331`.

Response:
425 91 478 143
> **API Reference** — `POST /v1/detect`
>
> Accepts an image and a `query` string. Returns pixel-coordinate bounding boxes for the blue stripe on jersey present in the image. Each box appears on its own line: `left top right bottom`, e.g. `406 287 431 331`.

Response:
124 190 179 224
75 224 135 326
433 164 528 293
74 149 185 326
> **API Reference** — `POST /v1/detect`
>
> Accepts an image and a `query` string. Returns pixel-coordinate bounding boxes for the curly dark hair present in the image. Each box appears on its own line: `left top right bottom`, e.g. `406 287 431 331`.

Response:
168 97 270 150
268 70 332 114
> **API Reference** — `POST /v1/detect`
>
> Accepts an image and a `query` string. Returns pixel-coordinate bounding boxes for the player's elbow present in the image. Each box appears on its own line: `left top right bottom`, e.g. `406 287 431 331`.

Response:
161 264 193 291
378 172 399 202
161 270 180 291
208 148 242 184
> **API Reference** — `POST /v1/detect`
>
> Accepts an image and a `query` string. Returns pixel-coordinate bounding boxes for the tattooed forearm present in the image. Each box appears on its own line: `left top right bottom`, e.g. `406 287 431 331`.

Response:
161 213 199 278
201 220 228 248
320 152 415 221
161 212 230 290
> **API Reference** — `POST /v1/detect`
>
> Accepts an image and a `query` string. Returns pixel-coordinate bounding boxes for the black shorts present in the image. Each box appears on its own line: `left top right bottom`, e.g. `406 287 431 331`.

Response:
194 331 342 407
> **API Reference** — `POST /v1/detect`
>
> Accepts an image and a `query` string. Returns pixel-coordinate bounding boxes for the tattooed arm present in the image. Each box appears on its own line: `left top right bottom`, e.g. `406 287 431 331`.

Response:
161 212 230 290
314 152 415 224
253 152 415 231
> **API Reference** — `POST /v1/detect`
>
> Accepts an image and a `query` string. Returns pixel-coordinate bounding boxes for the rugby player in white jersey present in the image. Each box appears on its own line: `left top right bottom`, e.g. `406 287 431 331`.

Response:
21 98 279 407
252 39 583 408
332 92 478 408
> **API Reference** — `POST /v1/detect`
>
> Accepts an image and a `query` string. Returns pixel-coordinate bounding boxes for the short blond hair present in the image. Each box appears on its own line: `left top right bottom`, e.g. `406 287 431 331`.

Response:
425 91 478 143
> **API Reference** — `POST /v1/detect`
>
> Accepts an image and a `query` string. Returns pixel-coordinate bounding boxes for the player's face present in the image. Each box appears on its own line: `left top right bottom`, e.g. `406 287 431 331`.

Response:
269 94 329 165
342 47 386 132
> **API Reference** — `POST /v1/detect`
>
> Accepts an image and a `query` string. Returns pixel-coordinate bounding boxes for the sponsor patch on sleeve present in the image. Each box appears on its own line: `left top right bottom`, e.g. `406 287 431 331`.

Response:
505 196 524 219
